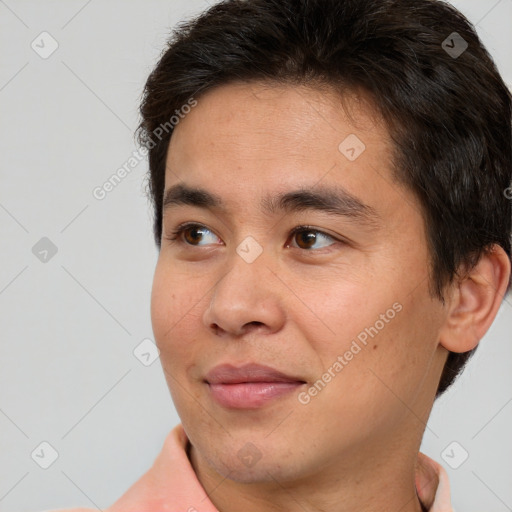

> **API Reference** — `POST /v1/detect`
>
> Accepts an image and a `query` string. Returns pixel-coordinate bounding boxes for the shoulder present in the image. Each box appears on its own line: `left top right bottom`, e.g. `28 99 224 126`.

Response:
40 427 187 512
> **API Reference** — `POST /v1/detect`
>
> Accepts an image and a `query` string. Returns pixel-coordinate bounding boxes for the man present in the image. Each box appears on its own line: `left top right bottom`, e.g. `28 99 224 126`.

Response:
51 0 511 510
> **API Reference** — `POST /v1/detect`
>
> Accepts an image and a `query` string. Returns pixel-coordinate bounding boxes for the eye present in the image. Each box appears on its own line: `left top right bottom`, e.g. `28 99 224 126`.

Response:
164 223 339 251
287 226 337 250
165 223 221 246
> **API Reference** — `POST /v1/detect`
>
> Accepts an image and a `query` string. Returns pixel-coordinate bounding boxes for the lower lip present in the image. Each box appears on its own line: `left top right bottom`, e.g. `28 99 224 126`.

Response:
207 381 304 409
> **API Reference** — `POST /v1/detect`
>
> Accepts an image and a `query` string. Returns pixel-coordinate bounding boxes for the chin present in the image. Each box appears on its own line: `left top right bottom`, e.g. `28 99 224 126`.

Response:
206 445 306 485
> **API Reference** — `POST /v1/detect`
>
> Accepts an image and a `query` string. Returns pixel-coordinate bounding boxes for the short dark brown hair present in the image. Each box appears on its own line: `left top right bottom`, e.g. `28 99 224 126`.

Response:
137 0 512 396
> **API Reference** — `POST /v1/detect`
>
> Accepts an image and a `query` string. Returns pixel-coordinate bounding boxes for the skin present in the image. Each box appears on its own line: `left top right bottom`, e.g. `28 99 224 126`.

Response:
150 81 510 512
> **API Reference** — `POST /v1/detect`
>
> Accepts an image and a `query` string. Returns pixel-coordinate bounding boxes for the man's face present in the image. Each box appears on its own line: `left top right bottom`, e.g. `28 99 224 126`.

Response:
151 82 449 482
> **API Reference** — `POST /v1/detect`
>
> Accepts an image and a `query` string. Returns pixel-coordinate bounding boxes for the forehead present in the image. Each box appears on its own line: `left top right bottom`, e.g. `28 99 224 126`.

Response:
168 80 388 161
164 81 404 219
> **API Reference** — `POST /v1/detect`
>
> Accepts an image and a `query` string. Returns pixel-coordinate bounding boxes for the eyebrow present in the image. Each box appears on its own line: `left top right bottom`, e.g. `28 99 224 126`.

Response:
162 183 379 226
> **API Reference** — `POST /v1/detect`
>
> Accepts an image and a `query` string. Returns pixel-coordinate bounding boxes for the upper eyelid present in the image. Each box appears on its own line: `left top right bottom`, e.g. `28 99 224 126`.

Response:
289 225 335 237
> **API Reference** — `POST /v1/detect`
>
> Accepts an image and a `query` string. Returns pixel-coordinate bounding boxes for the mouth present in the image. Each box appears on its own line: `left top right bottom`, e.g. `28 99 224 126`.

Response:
204 363 307 409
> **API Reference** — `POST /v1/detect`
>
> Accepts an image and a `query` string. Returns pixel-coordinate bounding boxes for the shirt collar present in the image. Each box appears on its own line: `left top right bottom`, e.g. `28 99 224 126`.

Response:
108 423 453 512
416 451 453 511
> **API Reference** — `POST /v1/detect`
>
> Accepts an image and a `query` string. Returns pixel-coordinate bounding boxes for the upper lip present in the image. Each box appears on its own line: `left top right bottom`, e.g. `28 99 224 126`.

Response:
205 363 306 384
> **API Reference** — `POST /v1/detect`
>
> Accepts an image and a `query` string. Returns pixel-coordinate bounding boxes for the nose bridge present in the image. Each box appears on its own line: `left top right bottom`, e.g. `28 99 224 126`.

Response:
203 240 284 336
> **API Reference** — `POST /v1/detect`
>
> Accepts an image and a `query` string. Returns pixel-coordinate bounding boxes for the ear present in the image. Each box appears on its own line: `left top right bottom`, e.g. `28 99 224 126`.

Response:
439 245 511 353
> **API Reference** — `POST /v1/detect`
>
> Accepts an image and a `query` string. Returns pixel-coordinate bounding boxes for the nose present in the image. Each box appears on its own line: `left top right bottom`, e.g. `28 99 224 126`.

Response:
202 249 286 338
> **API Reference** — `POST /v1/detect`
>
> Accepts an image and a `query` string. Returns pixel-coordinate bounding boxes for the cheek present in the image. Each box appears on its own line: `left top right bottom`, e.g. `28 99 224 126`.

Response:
150 263 174 343
304 272 439 400
296 275 394 351
150 263 209 415
352 292 444 409
150 261 203 363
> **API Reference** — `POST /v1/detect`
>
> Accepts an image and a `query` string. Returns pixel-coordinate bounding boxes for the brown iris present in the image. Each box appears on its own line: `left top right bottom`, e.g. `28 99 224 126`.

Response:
183 226 207 245
294 230 318 249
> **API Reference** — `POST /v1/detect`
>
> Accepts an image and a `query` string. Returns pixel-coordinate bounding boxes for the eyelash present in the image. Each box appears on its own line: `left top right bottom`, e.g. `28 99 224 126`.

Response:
164 222 341 251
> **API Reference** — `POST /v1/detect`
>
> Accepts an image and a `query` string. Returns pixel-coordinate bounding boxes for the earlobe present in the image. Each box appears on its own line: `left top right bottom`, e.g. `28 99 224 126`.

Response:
439 245 511 354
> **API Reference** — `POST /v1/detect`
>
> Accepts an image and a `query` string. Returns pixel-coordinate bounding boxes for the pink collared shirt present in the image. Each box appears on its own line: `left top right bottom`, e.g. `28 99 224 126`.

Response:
46 423 454 512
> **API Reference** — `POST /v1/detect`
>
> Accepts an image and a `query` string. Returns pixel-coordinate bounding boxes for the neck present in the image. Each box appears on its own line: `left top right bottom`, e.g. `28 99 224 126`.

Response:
188 430 426 512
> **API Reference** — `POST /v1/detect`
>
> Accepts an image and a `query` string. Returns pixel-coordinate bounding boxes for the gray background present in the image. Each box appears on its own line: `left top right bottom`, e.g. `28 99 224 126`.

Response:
0 0 511 510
